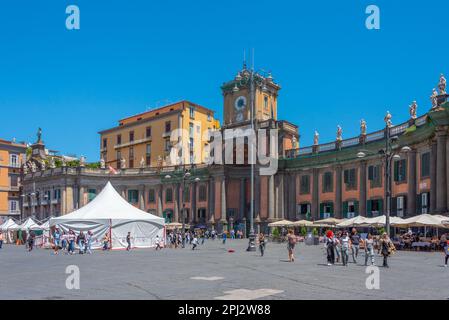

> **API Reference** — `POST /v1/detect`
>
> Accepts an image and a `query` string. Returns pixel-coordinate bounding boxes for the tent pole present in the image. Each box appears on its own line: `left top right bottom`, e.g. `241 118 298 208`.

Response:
109 219 112 250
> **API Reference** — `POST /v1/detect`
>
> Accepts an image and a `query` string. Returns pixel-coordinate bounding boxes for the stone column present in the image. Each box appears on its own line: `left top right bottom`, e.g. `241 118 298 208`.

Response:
157 185 163 217
79 185 85 208
255 174 260 220
174 184 180 223
335 165 342 218
268 175 275 221
407 149 417 217
430 140 437 213
192 182 197 224
139 185 145 211
359 161 367 217
239 178 246 221
208 177 215 223
220 177 227 224
288 173 296 220
436 130 447 213
312 168 320 220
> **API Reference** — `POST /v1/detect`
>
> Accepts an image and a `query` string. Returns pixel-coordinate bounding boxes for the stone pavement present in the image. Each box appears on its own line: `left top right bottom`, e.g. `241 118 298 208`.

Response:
0 239 448 300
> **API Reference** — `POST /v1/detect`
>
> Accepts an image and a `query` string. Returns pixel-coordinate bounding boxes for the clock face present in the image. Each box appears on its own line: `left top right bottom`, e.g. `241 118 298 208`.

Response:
234 96 247 111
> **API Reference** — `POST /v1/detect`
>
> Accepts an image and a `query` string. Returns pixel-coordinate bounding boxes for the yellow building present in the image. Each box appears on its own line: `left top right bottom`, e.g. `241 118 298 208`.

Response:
99 101 219 169
0 139 27 217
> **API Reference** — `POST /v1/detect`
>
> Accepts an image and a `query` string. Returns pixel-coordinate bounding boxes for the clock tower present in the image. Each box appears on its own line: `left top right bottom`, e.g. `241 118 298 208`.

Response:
221 67 281 127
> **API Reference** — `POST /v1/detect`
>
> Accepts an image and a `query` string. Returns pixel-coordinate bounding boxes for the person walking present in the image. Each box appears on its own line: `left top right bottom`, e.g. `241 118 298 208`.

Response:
77 231 86 254
192 235 199 250
85 231 93 254
53 228 61 255
334 231 341 263
0 231 3 249
444 240 449 267
364 234 375 266
379 233 394 268
27 231 35 252
258 233 266 257
126 232 132 251
350 228 360 264
68 230 76 255
222 231 227 245
102 232 110 251
340 231 351 267
324 230 335 266
287 230 297 262
155 235 163 251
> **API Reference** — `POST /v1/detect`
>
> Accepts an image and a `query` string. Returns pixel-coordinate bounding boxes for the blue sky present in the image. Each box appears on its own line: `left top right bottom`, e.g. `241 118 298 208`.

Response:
0 0 448 160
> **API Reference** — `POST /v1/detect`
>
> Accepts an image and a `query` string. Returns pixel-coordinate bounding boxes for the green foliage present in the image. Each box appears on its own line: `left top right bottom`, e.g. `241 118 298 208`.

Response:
300 226 307 236
312 228 318 236
26 147 32 160
272 227 280 238
85 162 101 169
377 227 385 235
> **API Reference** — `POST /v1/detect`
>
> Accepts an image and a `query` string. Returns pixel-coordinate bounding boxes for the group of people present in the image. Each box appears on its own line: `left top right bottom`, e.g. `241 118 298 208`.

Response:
323 229 396 268
52 228 95 255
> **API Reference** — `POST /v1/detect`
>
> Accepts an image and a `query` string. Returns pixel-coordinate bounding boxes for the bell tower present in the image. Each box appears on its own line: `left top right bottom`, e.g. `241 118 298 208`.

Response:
221 66 281 127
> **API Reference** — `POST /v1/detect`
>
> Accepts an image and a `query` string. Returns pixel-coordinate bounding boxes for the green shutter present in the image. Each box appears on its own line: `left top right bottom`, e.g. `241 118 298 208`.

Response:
319 203 324 219
330 202 334 217
403 160 408 182
354 201 359 216
342 201 348 219
394 161 399 182
379 199 383 215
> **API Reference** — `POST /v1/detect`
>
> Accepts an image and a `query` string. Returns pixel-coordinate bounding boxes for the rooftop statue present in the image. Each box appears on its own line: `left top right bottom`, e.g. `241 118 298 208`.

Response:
37 128 42 143
384 111 392 128
140 156 145 168
439 73 446 95
409 101 418 119
40 160 46 171
100 158 106 169
49 157 56 169
360 119 367 136
336 125 342 141
313 131 319 145
431 88 438 109
120 157 126 169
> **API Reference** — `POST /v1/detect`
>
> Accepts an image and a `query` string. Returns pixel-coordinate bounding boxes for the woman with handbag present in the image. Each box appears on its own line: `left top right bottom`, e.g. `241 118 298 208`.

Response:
379 233 393 268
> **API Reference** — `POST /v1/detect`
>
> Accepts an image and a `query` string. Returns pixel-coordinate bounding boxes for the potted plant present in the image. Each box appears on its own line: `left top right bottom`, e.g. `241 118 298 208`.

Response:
312 228 319 245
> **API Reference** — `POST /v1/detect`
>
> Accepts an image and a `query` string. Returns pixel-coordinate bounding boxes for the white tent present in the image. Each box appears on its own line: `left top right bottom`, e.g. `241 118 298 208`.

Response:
50 182 165 250
391 214 447 228
17 217 39 231
30 220 49 231
336 216 368 228
1 218 19 232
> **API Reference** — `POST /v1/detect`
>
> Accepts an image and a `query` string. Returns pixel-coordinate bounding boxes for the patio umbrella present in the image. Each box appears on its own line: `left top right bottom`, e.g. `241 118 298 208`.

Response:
291 220 314 227
336 216 368 228
362 215 405 227
391 214 445 228
166 222 190 230
314 218 345 226
267 220 294 228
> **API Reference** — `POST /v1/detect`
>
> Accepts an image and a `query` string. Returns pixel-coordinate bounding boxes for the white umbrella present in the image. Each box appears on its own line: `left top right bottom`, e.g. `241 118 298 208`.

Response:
314 218 345 226
336 216 368 228
362 215 405 227
291 220 314 227
268 220 294 228
391 214 445 228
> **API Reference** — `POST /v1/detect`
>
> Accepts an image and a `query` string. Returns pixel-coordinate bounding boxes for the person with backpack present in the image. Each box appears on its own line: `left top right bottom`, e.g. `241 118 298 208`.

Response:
287 230 297 262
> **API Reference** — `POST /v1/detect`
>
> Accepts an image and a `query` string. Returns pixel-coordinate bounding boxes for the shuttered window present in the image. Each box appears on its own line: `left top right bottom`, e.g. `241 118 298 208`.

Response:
300 175 310 194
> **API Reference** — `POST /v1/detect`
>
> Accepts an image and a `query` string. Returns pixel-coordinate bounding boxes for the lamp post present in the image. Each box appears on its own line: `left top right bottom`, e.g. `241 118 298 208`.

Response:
357 127 410 235
233 65 270 252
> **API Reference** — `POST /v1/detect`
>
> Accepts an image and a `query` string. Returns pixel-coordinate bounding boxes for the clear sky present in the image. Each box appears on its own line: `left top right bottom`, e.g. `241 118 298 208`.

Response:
0 0 447 160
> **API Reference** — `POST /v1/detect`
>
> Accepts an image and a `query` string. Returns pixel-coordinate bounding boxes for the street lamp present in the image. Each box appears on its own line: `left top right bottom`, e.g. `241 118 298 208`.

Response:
233 65 271 252
357 135 410 235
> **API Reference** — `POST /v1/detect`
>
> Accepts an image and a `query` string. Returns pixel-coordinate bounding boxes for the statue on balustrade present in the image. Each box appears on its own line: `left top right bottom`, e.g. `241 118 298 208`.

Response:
79 156 86 167
431 88 438 109
360 119 367 136
140 156 145 169
40 160 46 171
22 164 28 174
336 125 342 141
439 73 446 95
384 111 392 128
120 157 126 169
100 158 106 169
313 131 319 145
49 157 56 169
409 101 417 119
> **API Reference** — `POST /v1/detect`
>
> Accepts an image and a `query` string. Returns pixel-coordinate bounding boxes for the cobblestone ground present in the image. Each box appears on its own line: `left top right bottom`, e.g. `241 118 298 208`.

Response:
0 239 448 300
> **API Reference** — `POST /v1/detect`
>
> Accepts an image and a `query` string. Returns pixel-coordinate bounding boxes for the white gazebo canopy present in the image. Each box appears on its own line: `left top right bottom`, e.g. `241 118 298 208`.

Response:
268 220 294 228
336 216 368 228
391 214 447 228
50 182 165 249
10 217 39 231
1 218 19 232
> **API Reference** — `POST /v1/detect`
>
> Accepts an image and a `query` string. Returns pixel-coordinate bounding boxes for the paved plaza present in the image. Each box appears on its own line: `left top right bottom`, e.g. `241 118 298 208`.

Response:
0 239 448 300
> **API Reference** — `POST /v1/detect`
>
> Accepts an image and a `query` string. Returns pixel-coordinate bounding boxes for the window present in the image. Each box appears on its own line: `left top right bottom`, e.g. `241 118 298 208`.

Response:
419 192 429 214
264 96 268 110
368 165 382 188
394 196 406 217
102 138 107 149
189 123 194 137
189 138 194 151
128 190 139 204
199 185 207 201
299 175 310 195
207 114 211 121
320 202 334 218
9 154 19 168
367 199 383 217
129 131 135 142
322 172 333 193
421 152 430 178
343 201 359 219
9 200 18 213
88 189 97 202
54 189 61 200
129 147 134 168
189 106 195 118
165 121 171 133
394 159 407 182
116 150 122 168
344 168 357 190
148 189 155 203
146 144 151 166
146 127 152 138
165 188 173 203
117 134 122 145
10 175 18 187
297 203 311 219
